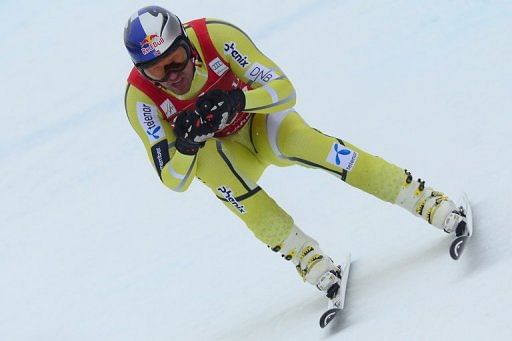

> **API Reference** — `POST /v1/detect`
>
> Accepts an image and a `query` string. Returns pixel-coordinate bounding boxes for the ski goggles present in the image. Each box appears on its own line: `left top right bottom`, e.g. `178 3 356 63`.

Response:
139 40 192 82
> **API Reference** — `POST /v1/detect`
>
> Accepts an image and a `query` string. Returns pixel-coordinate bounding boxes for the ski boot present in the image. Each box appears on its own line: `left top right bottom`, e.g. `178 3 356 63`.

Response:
395 171 473 259
395 170 465 232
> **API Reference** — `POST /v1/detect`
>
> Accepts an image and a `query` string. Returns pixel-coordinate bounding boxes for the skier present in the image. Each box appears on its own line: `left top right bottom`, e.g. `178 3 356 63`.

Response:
123 6 468 307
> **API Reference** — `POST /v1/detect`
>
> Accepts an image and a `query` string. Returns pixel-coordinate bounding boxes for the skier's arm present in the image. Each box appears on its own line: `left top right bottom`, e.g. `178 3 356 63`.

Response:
124 85 197 192
205 19 296 114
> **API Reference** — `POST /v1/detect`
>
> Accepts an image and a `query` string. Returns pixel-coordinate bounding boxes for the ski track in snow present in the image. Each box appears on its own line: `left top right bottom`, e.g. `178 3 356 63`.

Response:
1 1 512 340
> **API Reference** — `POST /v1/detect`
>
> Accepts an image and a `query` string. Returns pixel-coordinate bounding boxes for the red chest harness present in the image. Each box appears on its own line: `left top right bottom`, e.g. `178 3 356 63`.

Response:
127 18 251 138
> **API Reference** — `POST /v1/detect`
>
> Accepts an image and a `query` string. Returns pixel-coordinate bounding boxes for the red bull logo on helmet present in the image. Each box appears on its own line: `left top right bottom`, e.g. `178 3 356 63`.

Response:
139 34 165 55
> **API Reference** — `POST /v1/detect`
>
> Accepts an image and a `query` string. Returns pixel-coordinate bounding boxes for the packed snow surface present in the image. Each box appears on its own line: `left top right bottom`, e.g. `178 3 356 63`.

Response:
1 1 511 340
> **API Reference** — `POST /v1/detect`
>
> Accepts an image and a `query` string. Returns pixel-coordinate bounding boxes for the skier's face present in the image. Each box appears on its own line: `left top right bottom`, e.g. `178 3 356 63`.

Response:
141 43 195 95
156 57 195 95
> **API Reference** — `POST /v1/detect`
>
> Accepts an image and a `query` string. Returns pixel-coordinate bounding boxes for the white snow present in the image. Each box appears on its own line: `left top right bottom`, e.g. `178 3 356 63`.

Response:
1 1 512 340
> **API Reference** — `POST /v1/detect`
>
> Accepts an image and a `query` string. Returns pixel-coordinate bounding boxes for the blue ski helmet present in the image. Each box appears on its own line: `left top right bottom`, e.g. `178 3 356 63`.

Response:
124 6 188 67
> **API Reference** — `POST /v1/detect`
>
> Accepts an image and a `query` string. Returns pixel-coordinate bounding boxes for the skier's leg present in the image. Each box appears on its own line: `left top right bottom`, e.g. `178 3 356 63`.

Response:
195 137 338 286
195 138 291 247
251 110 465 233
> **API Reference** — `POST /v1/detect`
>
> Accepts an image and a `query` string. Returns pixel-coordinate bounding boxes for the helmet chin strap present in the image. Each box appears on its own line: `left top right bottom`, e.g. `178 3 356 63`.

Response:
190 44 201 66
189 43 202 79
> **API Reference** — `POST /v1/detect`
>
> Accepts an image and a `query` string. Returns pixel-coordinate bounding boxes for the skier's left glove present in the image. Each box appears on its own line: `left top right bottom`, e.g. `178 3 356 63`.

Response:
195 89 246 131
173 110 216 155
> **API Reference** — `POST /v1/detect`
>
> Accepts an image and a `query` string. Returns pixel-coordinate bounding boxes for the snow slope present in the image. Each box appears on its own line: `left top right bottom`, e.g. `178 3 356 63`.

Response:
1 1 512 340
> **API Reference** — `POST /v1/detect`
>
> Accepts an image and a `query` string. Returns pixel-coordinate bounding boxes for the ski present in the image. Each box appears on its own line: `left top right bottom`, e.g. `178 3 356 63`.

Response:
319 254 351 328
449 193 473 260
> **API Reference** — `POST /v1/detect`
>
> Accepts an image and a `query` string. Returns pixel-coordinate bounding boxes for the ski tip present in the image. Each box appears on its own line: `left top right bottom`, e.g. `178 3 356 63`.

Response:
319 308 341 328
450 236 468 260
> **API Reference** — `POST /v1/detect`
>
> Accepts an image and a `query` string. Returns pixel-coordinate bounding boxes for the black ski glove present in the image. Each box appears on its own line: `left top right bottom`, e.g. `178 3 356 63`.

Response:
173 109 217 155
195 89 246 131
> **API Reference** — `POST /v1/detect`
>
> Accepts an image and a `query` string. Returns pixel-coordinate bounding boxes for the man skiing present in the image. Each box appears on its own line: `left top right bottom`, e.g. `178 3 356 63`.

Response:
123 6 468 311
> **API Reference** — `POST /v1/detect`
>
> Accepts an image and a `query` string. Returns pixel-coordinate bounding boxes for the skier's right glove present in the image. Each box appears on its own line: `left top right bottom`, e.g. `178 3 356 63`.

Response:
173 109 216 155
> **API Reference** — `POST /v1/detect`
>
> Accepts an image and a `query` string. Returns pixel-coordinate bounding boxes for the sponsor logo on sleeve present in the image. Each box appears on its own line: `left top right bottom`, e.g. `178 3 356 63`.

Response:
217 186 247 214
151 139 170 177
209 57 229 76
223 42 250 68
136 102 165 143
326 143 358 171
160 99 177 120
244 62 279 85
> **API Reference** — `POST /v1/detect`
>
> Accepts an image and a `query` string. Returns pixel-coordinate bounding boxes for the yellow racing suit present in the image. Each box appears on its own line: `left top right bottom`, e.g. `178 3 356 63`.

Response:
124 19 406 249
